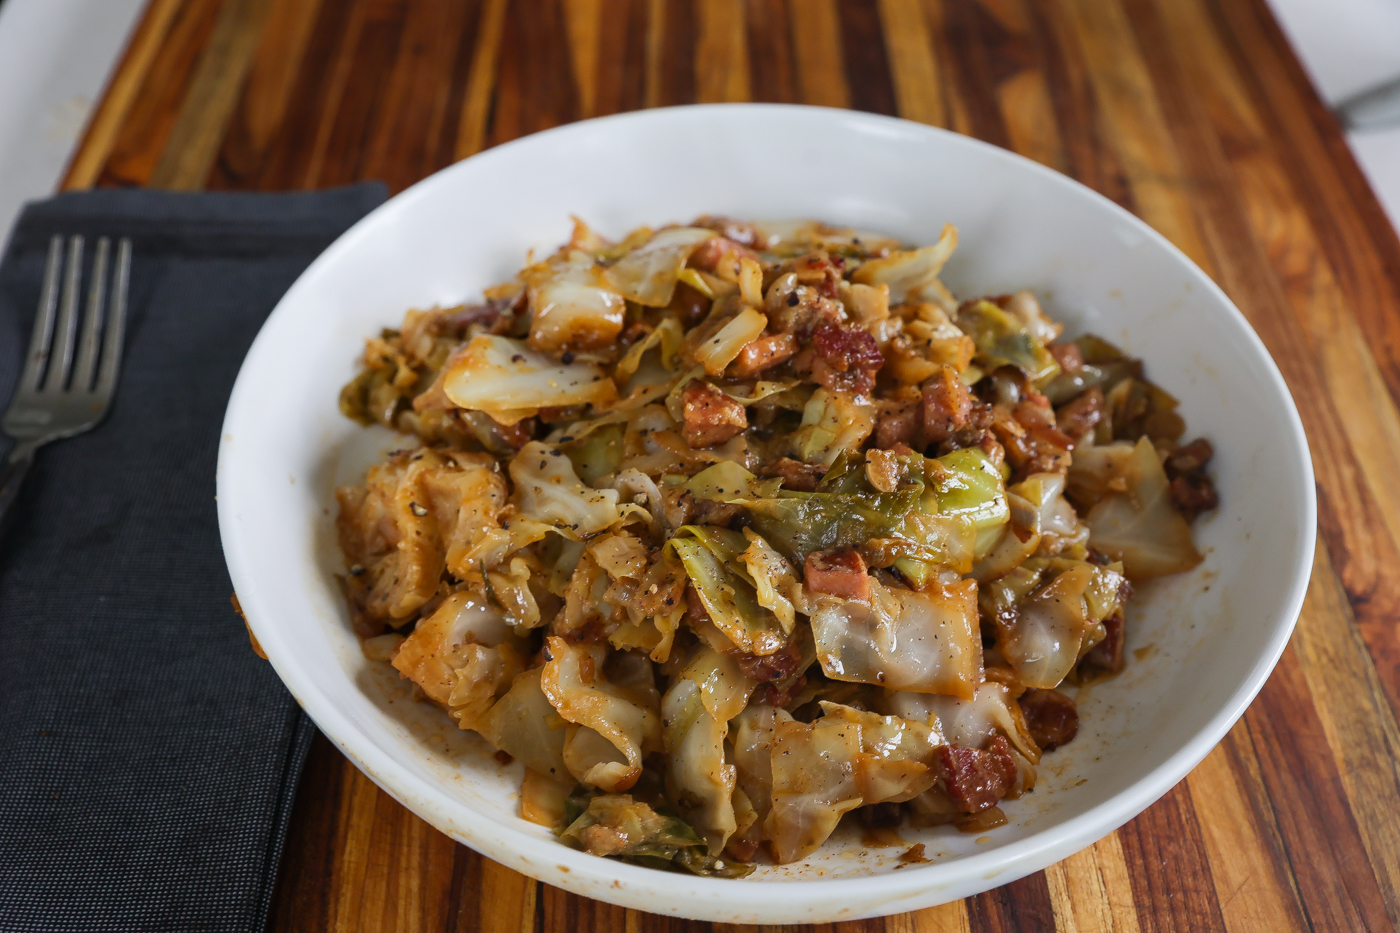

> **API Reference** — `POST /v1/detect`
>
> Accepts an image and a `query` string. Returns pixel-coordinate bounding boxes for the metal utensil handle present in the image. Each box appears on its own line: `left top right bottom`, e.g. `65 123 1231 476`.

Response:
0 441 38 538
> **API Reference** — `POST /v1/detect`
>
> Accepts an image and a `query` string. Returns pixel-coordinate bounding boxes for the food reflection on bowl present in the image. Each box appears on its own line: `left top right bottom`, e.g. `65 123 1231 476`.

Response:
218 104 1315 923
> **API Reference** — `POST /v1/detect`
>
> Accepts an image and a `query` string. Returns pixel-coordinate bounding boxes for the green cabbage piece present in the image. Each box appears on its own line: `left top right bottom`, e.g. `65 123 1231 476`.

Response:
956 299 1060 384
559 791 753 878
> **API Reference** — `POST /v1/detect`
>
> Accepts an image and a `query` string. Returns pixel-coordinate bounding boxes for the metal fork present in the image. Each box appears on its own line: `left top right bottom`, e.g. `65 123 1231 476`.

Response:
0 235 132 530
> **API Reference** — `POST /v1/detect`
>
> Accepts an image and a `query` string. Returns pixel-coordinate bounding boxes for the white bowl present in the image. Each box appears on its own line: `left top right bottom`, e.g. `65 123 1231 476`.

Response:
217 104 1315 923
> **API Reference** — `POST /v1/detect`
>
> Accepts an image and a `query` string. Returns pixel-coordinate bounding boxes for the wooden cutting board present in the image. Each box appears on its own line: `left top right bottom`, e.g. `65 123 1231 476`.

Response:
63 1 1400 930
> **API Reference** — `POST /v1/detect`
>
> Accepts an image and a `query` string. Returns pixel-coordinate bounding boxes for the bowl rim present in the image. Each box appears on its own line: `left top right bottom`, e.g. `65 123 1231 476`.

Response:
217 102 1317 922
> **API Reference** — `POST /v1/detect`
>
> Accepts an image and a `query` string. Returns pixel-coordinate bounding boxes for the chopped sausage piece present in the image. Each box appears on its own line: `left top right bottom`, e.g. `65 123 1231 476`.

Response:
805 549 871 602
730 333 798 378
864 449 904 493
1164 437 1217 519
1170 474 1219 519
764 456 826 492
732 640 804 681
920 366 973 445
1020 688 1080 752
1167 437 1214 473
1048 341 1084 375
1055 386 1103 442
1079 609 1126 676
681 380 747 447
936 735 1018 813
874 402 919 450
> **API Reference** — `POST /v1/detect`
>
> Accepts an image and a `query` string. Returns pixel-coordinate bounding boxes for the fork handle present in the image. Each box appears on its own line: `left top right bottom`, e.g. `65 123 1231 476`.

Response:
0 440 38 538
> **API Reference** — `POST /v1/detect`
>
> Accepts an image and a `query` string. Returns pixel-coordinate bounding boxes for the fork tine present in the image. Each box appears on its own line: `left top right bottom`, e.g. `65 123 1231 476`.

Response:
41 235 83 392
18 237 64 393
70 237 110 392
94 238 131 399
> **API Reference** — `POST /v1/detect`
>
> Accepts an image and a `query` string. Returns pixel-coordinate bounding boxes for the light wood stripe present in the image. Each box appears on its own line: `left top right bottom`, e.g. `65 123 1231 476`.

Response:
1045 835 1143 933
789 0 850 108
1185 738 1307 932
61 0 184 190
1056 0 1211 272
454 0 508 160
1293 549 1400 926
479 859 538 933
148 0 275 189
997 68 1066 172
563 0 603 119
694 0 750 104
877 0 944 126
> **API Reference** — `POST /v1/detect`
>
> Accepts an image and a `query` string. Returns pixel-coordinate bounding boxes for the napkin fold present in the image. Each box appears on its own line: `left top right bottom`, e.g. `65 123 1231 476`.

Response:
0 184 387 933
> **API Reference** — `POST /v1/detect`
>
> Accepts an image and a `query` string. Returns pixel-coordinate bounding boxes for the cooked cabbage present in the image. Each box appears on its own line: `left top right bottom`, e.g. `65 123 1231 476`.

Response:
661 678 737 854
524 251 627 352
1080 437 1202 579
509 441 630 538
809 577 982 698
443 334 617 424
851 224 958 304
606 227 715 306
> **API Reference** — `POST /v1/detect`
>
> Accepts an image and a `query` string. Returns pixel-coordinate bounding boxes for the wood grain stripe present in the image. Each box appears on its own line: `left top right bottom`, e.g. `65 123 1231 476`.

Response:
966 870 1057 932
878 0 944 126
205 0 324 189
1044 834 1143 933
838 0 897 117
148 0 275 189
453 0 507 161
592 0 647 117
789 0 850 108
1116 783 1227 933
744 0 796 104
694 0 750 103
562 0 603 118
61 0 184 190
1184 736 1308 932
97 0 227 187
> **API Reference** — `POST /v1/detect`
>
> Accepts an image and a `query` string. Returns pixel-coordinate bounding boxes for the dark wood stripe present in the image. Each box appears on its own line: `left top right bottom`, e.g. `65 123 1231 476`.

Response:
313 0 408 188
745 0 796 104
593 0 649 117
540 880 630 933
965 870 1057 933
487 0 579 149
934 0 1013 148
653 0 697 107
837 0 897 117
1117 783 1228 933
429 0 489 176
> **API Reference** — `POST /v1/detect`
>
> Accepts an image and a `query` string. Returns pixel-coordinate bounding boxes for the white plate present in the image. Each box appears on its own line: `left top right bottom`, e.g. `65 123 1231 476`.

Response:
217 104 1315 923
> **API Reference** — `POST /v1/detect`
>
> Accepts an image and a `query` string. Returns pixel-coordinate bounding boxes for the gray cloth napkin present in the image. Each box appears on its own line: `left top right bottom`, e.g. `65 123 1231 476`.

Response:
0 184 387 933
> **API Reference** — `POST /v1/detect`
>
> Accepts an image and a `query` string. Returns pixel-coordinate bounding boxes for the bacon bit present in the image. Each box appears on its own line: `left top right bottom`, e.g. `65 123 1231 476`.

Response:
805 549 871 602
1020 689 1079 751
680 381 747 447
754 676 807 708
864 449 903 492
730 333 798 378
732 640 804 681
920 366 973 445
764 456 826 492
1170 474 1219 519
1055 386 1103 442
936 735 1018 813
812 323 885 372
1048 341 1084 374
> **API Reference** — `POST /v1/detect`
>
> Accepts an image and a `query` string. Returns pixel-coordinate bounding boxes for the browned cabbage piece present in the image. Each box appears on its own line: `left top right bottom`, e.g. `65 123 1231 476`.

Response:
522 251 627 352
808 577 982 699
764 716 863 863
540 637 661 792
390 592 525 730
443 334 617 425
1070 437 1202 579
662 677 737 855
337 448 507 628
